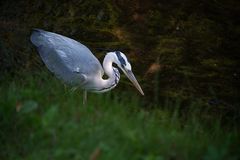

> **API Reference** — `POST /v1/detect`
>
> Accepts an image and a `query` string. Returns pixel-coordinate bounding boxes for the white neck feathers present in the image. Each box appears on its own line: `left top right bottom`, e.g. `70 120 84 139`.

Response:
96 52 120 92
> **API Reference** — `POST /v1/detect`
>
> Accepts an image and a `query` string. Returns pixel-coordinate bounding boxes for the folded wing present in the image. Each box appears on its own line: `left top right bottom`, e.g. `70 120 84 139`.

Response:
30 29 103 86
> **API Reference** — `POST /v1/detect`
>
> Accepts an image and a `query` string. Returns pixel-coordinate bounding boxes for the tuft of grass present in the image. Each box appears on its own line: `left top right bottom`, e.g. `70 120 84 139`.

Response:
0 72 239 160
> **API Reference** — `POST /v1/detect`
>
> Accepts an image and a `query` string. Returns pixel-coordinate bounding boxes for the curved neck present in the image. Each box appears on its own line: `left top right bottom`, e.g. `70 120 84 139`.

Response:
97 52 120 92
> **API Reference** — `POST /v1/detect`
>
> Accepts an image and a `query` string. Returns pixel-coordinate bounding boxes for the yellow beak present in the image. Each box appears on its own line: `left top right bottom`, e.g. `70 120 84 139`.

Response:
124 70 144 95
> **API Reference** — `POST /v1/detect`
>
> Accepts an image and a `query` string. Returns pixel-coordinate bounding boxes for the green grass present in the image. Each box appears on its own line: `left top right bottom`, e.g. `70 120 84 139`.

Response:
0 72 239 160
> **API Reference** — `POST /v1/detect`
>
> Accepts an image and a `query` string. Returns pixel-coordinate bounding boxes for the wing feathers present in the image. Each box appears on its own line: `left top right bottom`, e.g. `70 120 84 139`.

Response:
31 29 102 86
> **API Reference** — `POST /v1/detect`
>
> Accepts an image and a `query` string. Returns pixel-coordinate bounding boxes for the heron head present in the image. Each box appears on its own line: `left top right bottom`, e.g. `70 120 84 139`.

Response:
114 51 144 95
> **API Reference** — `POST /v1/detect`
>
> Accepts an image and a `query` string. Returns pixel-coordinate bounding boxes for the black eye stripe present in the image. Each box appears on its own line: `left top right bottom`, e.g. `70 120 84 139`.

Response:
115 51 126 66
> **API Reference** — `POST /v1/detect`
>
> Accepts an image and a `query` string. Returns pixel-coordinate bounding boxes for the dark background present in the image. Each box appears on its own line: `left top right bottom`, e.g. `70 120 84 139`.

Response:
0 0 240 113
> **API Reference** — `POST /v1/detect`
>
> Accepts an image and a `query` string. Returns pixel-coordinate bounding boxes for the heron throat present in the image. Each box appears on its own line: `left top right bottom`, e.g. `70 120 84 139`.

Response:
94 52 120 93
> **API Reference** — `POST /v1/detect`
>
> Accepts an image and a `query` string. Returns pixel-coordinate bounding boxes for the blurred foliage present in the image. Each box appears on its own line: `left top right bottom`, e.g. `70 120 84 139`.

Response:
0 72 239 159
0 0 240 110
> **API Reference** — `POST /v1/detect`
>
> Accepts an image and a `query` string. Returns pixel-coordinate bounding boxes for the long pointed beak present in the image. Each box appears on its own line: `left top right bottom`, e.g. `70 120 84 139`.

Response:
124 70 144 95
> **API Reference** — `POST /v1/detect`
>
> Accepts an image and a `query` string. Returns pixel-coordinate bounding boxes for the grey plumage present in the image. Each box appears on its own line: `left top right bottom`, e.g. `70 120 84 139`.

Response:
30 29 144 97
31 29 103 89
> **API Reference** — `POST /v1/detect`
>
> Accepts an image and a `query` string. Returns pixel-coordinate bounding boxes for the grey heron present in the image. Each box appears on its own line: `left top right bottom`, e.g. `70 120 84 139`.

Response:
30 29 144 105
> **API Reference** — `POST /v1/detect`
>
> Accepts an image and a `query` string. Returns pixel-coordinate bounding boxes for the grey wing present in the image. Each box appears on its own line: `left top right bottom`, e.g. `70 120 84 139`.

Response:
30 29 103 85
37 45 87 85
